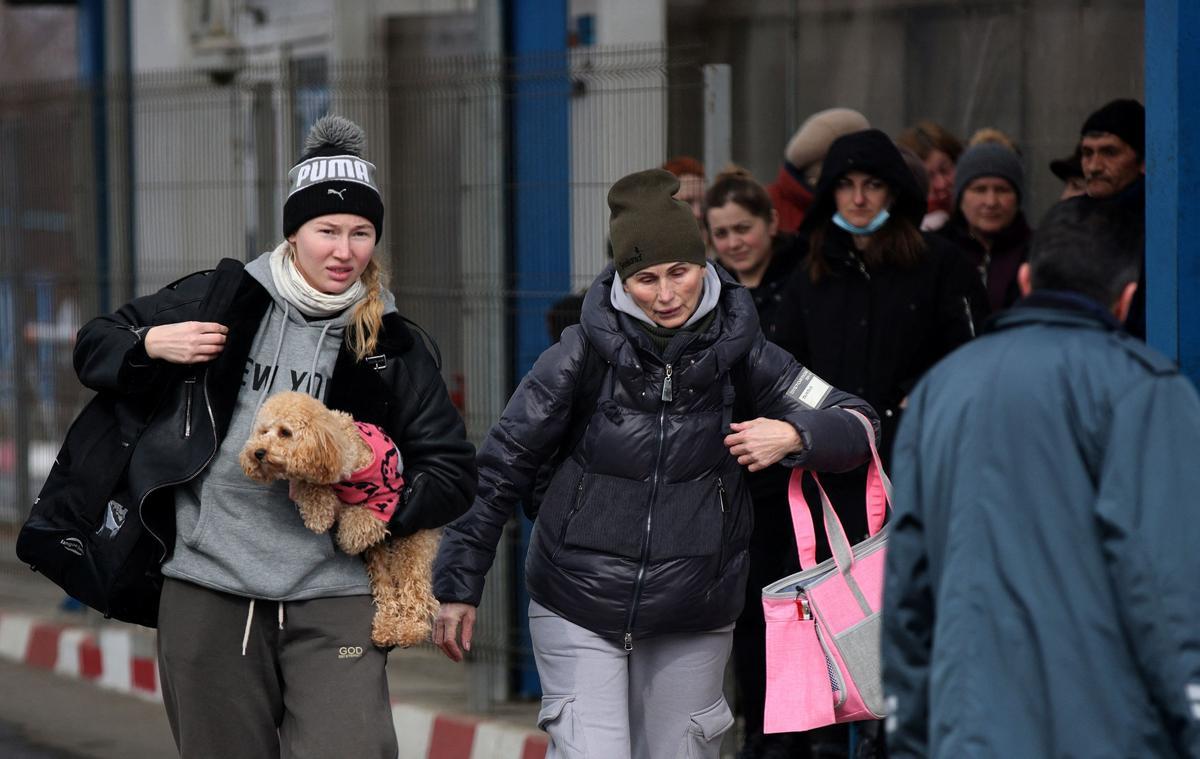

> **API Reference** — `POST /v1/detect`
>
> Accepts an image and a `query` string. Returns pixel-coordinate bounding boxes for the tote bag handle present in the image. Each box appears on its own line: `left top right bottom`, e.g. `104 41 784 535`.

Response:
789 408 892 571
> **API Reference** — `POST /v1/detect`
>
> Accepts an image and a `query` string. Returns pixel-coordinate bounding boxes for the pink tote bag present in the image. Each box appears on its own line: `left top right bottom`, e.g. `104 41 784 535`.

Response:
762 408 891 733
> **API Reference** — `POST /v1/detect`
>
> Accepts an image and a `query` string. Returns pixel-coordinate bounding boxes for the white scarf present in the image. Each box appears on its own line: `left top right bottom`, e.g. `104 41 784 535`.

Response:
269 241 367 318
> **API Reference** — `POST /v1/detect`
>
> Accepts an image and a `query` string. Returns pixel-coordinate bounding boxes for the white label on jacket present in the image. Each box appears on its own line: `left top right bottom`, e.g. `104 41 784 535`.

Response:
1188 683 1200 720
786 368 832 409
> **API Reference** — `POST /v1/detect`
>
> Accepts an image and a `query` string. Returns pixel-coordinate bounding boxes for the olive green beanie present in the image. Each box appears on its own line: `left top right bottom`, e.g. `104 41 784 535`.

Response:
608 168 707 280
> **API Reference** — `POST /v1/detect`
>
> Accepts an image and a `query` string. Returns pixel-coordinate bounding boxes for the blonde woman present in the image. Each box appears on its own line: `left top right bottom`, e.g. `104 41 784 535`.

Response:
69 116 475 758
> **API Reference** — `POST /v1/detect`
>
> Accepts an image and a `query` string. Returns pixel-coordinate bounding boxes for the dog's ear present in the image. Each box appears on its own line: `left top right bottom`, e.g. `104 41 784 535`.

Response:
291 409 345 484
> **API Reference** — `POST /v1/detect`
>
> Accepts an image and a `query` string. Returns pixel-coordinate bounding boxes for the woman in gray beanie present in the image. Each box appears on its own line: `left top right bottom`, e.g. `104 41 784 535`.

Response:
433 168 878 759
937 141 1032 312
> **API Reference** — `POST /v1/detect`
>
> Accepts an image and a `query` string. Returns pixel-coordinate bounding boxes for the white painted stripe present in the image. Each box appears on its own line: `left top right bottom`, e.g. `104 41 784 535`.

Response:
98 628 132 693
391 703 435 759
54 629 92 679
469 721 532 759
0 613 34 661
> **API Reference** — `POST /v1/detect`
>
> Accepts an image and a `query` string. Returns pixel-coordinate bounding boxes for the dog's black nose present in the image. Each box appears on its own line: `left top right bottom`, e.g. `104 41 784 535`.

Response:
254 449 266 461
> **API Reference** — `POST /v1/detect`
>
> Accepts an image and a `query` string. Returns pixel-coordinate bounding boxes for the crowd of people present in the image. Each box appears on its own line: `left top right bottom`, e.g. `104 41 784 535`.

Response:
433 96 1196 759
51 95 1200 759
521 98 1151 759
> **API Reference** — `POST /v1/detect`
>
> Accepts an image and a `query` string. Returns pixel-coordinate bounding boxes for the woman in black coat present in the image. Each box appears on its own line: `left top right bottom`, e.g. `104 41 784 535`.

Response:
773 128 987 757
775 129 988 470
433 169 878 759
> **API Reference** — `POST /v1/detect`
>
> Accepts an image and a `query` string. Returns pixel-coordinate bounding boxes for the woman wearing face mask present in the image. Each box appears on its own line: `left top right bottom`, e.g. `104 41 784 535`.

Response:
69 116 477 758
775 128 987 531
433 169 879 759
936 142 1032 312
773 130 986 756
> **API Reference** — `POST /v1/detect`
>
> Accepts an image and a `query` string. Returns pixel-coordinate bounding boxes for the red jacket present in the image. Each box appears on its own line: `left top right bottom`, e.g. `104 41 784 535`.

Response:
766 162 815 234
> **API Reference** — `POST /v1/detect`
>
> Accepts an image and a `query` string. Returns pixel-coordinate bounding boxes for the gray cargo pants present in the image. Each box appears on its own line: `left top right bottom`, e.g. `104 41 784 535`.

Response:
529 600 735 759
156 577 397 759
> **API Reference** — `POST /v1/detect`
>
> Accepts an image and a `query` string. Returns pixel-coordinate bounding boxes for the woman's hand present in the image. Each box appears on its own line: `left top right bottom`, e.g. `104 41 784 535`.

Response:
433 602 477 663
143 322 228 364
724 418 803 472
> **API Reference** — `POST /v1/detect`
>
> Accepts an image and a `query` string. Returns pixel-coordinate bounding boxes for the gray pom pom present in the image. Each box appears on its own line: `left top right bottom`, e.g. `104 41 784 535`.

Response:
303 115 365 156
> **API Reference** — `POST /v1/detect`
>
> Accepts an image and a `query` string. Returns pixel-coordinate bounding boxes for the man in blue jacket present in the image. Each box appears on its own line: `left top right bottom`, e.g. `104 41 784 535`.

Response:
882 199 1200 757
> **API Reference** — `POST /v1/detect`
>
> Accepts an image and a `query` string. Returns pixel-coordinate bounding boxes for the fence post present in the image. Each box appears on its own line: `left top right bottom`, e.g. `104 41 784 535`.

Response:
503 0 571 705
703 64 731 176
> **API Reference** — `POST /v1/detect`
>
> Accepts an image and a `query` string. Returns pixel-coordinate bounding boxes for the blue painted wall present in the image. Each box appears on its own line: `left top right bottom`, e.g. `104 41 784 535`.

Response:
78 0 110 312
1145 0 1200 384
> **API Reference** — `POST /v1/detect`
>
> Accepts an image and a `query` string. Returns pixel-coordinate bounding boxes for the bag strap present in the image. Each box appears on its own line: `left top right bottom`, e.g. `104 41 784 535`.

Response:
555 339 606 466
789 408 892 571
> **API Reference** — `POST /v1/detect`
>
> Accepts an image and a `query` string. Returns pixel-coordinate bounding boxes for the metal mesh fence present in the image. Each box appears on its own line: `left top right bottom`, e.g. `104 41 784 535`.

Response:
0 45 706 708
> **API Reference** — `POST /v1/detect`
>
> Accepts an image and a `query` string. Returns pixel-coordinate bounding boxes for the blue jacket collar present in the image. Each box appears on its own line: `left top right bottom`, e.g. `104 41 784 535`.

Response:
988 290 1123 333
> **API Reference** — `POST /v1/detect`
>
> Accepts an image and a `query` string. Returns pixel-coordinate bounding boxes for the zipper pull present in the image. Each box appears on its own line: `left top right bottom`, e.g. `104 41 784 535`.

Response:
717 477 728 513
661 364 673 403
623 632 633 651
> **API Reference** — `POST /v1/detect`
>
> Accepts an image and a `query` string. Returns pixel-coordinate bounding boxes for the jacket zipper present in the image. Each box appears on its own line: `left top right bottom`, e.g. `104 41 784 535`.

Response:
624 368 672 650
962 296 976 338
849 250 870 280
661 363 673 402
182 376 195 438
137 367 218 565
553 474 587 559
715 476 728 576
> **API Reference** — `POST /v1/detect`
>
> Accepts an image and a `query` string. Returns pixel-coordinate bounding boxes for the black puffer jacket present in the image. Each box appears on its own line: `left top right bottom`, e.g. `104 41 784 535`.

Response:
73 265 476 564
434 265 877 644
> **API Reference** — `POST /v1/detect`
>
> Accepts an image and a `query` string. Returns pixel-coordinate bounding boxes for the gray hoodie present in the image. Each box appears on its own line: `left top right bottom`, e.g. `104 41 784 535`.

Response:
162 251 397 601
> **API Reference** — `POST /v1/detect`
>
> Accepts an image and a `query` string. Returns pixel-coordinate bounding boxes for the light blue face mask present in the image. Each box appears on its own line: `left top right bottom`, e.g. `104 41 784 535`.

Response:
832 208 891 235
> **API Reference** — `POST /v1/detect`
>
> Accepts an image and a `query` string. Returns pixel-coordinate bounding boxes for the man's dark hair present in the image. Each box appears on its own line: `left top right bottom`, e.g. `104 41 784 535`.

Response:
1029 199 1141 306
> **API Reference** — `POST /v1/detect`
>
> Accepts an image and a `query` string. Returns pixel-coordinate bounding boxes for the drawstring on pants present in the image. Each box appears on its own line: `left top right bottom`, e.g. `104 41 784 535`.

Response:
241 599 287 656
242 599 255 656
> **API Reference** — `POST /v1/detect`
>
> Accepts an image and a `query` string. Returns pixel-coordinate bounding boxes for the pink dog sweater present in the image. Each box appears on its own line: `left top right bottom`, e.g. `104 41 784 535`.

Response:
330 422 404 523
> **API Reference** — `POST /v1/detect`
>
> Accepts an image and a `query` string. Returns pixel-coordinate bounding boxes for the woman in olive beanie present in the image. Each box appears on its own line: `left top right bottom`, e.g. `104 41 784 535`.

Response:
434 168 879 758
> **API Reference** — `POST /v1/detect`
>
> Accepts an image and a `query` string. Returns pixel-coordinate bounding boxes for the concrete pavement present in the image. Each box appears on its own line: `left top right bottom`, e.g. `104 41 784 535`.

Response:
0 544 546 759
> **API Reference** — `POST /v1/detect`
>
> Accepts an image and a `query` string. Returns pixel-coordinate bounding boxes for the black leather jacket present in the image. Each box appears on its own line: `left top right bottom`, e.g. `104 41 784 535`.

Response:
434 265 877 645
72 264 476 568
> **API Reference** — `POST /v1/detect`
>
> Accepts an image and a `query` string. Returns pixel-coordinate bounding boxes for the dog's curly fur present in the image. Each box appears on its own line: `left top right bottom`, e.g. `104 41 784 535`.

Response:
240 391 440 648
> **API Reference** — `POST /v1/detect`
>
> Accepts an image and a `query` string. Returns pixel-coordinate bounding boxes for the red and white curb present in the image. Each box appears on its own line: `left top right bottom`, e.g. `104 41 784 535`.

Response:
391 705 548 759
0 610 548 758
0 610 160 700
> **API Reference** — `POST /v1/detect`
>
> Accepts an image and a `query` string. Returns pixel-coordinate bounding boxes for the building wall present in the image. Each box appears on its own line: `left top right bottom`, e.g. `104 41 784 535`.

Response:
0 5 77 85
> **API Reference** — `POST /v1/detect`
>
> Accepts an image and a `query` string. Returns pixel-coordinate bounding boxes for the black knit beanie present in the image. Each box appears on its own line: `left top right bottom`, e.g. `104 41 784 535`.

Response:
608 169 706 280
1081 99 1145 158
283 115 385 239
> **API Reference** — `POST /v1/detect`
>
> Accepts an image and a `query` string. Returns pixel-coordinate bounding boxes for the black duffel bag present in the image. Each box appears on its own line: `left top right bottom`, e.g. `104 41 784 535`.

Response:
16 258 244 627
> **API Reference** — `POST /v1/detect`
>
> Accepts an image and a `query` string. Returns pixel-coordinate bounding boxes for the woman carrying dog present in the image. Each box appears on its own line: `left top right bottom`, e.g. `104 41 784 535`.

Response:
70 116 476 758
433 168 878 759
